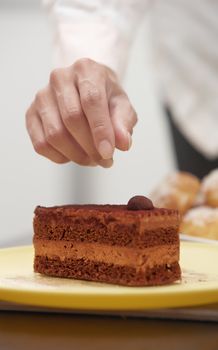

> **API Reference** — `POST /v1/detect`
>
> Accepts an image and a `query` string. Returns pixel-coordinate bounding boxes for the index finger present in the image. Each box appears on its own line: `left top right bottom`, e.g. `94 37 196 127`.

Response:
77 78 115 160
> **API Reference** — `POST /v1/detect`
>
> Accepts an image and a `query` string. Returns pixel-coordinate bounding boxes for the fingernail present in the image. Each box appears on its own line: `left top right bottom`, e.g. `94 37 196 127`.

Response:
89 162 98 167
98 140 114 160
127 132 132 150
98 158 113 168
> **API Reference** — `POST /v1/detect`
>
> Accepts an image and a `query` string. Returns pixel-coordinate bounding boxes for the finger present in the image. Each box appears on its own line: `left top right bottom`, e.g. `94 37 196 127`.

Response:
35 87 96 166
109 94 138 151
77 77 115 160
26 107 68 164
51 70 112 168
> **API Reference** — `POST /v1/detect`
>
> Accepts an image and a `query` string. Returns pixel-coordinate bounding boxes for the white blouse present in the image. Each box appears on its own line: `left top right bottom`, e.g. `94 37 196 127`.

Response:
44 0 218 160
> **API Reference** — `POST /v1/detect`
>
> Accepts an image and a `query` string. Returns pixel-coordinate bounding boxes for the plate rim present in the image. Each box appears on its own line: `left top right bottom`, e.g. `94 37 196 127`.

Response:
0 242 218 310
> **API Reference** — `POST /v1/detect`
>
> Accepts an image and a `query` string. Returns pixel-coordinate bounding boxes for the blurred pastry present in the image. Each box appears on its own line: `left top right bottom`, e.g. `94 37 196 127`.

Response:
201 169 218 208
180 206 218 240
150 172 201 215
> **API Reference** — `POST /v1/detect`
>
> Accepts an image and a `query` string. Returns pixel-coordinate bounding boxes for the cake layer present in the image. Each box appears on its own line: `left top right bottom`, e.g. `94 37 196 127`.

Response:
34 256 181 286
34 240 179 269
33 200 181 286
34 205 180 248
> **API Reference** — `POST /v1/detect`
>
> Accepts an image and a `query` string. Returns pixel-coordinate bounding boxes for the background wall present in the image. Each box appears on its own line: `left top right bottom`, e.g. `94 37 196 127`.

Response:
0 1 175 247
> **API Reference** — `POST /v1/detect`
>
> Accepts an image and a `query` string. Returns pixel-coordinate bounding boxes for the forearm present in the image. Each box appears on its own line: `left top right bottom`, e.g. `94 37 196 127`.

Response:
43 0 149 78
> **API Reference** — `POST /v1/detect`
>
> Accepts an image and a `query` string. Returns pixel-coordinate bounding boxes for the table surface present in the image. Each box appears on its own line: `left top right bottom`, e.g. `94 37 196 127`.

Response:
0 311 218 350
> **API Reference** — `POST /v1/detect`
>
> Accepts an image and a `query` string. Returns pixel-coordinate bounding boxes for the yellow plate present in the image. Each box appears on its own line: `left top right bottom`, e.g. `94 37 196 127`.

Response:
0 242 218 311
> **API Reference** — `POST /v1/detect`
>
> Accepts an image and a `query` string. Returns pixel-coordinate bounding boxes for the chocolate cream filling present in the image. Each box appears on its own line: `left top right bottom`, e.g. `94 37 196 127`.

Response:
34 240 179 270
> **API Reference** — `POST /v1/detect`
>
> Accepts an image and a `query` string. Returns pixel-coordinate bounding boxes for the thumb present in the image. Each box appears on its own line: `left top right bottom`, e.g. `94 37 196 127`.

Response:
110 96 137 151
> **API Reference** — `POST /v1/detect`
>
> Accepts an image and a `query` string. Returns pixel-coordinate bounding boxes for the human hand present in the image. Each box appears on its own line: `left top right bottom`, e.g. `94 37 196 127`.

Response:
26 58 137 167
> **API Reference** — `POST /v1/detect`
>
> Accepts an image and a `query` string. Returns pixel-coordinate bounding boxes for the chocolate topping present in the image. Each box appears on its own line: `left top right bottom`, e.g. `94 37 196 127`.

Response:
127 196 154 211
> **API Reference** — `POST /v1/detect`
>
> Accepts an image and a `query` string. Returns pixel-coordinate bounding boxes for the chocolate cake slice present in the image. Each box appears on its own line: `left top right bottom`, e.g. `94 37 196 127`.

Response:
33 196 181 286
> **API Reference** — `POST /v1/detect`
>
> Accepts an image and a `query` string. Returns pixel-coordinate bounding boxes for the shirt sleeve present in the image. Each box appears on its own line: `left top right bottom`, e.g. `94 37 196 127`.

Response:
43 0 149 78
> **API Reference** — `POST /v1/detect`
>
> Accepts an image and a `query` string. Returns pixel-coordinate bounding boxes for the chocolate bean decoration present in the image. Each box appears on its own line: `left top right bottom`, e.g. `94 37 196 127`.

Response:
127 196 154 210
